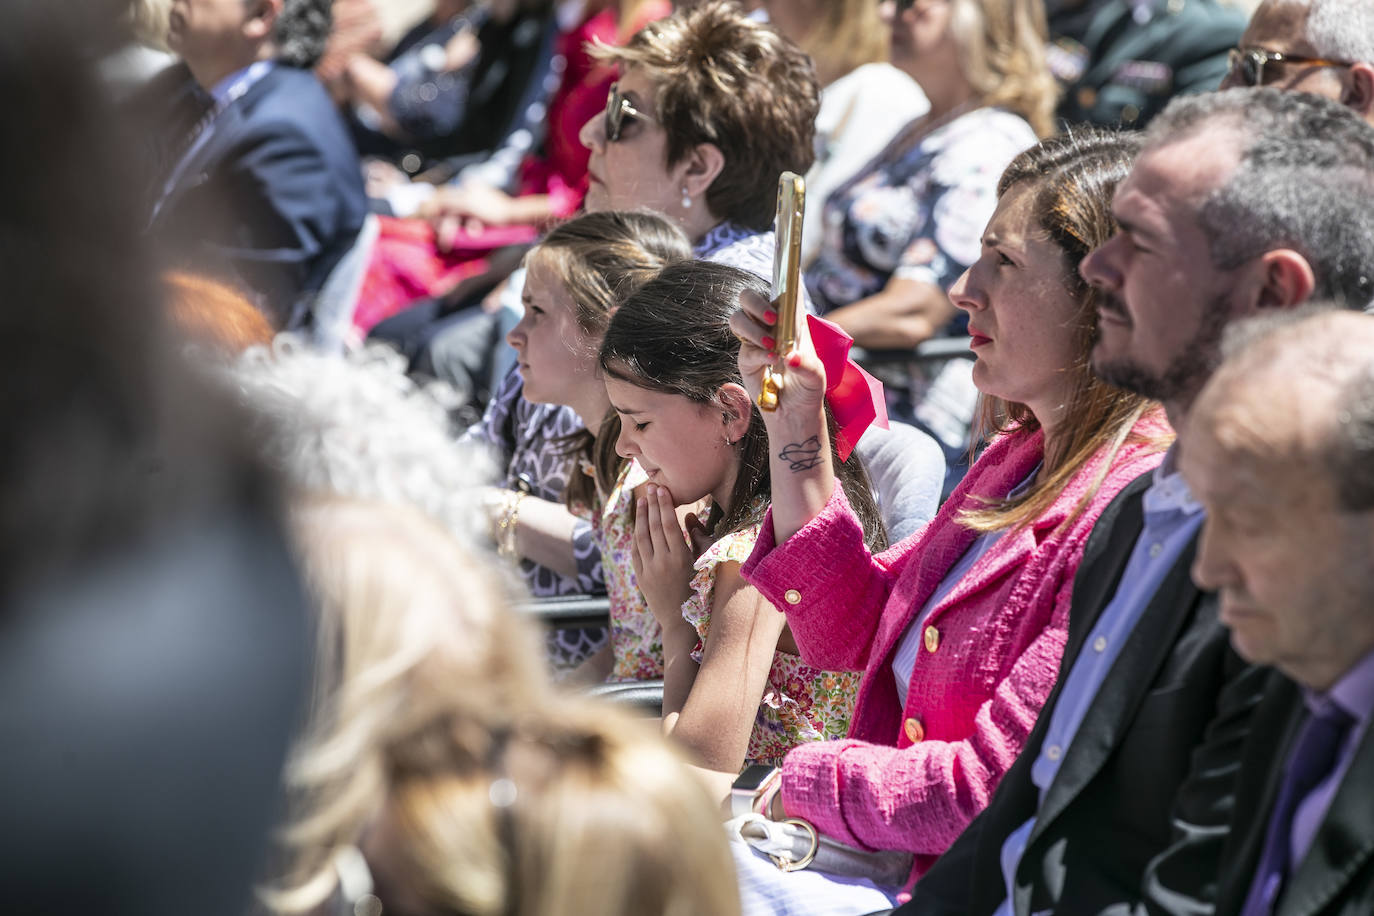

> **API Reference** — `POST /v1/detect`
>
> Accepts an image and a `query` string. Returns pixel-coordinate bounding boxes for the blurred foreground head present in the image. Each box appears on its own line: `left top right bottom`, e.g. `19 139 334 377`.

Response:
273 693 742 916
0 6 309 913
263 498 552 912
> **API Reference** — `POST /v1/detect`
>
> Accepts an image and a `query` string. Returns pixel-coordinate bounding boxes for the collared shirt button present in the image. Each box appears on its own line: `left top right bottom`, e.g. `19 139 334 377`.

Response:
904 717 925 744
1046 745 1062 761
924 625 940 653
784 589 802 605
1093 636 1108 653
1149 542 1163 558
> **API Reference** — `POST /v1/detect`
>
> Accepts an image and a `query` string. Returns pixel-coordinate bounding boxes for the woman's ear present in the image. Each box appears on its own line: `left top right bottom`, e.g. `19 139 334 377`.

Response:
717 383 754 444
678 142 727 203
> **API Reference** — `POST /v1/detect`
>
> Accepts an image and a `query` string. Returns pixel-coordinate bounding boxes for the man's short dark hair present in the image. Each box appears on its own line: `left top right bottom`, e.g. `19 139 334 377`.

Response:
271 0 331 68
1147 88 1374 310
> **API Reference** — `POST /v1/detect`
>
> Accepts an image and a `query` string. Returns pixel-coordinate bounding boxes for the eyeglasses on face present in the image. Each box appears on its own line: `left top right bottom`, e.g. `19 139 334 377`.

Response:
603 82 655 142
1226 46 1354 87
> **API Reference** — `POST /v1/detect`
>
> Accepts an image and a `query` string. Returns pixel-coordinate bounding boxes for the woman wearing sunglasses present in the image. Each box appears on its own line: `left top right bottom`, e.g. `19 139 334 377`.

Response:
759 0 929 268
578 0 819 278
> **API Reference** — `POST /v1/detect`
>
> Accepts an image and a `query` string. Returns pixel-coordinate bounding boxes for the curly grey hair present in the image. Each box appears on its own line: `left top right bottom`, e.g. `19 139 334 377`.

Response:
271 0 331 68
1145 88 1374 310
221 334 494 548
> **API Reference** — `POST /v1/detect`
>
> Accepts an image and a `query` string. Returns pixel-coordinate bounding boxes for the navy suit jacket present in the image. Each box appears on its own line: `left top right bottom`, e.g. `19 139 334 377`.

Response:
144 63 367 324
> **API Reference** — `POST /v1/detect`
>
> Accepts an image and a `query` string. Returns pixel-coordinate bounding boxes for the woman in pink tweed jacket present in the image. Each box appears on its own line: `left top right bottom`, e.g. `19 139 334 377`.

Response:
729 129 1173 900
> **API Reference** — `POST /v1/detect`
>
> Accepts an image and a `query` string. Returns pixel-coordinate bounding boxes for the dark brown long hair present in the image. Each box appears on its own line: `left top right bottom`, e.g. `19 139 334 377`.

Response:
599 260 887 551
963 128 1172 533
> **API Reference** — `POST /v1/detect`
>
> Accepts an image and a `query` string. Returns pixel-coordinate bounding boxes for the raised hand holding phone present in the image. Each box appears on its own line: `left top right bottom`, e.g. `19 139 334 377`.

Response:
731 172 836 545
757 171 805 412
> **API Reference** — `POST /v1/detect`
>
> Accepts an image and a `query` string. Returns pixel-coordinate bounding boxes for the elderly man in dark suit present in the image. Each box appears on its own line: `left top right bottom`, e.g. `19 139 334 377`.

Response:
142 0 367 325
1180 310 1374 916
899 88 1374 916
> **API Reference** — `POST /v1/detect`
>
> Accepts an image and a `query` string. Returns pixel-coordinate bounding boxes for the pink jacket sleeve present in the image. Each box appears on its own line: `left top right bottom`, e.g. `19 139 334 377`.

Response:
778 568 1073 855
741 480 916 672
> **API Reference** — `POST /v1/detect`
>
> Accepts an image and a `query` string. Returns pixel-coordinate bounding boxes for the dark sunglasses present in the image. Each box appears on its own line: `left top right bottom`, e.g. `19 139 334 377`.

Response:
1226 46 1353 87
603 82 655 142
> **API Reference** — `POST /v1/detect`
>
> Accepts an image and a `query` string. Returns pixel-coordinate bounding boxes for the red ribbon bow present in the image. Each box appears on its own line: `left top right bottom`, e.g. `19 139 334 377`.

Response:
805 314 889 462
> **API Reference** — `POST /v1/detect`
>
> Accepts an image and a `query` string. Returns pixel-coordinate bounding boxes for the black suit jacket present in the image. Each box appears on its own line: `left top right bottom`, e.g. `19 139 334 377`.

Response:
904 474 1259 916
140 63 368 324
1208 672 1374 916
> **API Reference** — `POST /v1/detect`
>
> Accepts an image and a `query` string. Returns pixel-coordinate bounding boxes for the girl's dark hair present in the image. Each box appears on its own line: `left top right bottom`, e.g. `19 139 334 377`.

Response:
531 210 694 512
599 260 886 550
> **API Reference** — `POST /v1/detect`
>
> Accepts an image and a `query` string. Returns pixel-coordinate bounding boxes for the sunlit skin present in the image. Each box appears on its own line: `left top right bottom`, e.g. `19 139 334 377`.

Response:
604 375 746 513
1182 365 1374 692
879 0 970 116
1079 132 1252 422
948 181 1082 439
1218 0 1374 126
577 68 720 241
504 257 608 427
168 0 275 88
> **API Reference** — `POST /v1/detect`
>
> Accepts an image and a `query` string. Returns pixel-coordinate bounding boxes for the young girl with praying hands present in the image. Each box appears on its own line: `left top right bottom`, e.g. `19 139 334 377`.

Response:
598 259 888 771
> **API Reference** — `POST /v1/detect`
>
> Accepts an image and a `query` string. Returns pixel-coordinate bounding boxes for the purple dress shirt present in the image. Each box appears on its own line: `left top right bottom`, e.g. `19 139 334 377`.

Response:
1288 648 1374 867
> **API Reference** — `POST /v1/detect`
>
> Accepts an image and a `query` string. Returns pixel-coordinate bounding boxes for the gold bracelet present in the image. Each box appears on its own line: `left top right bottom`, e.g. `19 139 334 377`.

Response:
497 490 526 561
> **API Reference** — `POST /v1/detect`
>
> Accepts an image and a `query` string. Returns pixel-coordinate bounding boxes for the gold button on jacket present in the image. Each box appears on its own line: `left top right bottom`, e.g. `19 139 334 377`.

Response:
924 625 940 653
784 588 802 605
904 717 925 744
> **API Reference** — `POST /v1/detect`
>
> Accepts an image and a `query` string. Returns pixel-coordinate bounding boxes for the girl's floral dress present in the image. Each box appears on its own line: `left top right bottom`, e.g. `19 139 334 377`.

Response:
684 505 860 767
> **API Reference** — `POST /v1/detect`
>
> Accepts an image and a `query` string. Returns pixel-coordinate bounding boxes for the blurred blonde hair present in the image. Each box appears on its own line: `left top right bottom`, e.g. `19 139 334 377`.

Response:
791 0 889 87
127 0 172 49
951 0 1059 138
365 697 742 916
261 498 550 913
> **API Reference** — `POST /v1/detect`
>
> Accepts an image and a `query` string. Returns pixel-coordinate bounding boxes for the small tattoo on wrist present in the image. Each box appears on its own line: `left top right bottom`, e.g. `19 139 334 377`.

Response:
778 436 822 471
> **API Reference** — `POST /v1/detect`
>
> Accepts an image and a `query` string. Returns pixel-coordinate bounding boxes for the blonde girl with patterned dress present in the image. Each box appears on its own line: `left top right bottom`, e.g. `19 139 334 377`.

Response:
495 209 692 680
598 259 888 771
